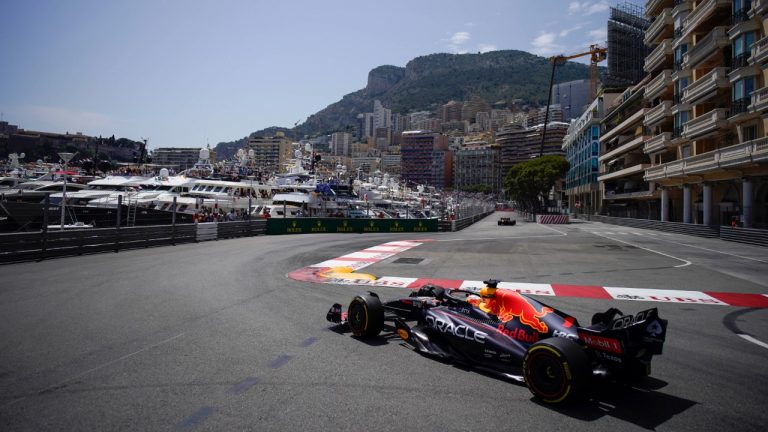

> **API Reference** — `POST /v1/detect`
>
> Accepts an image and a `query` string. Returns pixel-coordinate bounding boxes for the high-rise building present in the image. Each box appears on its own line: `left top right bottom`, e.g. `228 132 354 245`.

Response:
598 82 651 218
606 2 650 87
247 134 293 174
635 0 768 227
400 131 451 188
552 79 591 121
357 113 375 139
454 144 501 193
441 100 463 122
152 147 206 170
373 100 392 130
462 96 491 123
562 94 620 215
374 127 392 151
330 132 353 156
496 122 569 177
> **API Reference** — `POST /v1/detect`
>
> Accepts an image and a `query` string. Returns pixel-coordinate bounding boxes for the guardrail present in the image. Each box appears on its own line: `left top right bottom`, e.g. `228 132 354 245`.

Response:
588 215 768 247
590 215 720 237
0 220 267 264
1 208 500 264
446 210 495 231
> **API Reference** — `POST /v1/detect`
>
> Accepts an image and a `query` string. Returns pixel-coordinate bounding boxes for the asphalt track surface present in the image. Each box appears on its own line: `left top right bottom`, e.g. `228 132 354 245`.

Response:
1 212 767 431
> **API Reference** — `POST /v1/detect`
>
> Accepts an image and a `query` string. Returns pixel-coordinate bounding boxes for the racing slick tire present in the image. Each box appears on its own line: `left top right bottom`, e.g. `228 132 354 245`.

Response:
348 294 384 339
523 337 591 405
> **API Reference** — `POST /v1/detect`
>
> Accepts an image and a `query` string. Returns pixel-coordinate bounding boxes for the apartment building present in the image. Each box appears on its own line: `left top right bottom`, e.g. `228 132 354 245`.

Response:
641 0 767 227
598 82 653 218
152 148 207 170
247 134 293 175
564 93 621 215
454 144 501 193
400 131 450 188
496 121 569 178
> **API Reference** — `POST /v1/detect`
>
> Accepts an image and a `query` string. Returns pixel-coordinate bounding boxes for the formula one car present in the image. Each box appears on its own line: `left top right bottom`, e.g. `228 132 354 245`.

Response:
498 217 516 226
327 280 667 405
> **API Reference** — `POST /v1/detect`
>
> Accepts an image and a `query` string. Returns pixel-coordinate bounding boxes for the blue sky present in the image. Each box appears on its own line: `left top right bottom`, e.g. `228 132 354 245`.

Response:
0 0 637 149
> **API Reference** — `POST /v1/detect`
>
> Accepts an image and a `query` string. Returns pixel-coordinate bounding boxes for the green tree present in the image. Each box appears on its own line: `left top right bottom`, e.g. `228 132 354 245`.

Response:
504 155 569 213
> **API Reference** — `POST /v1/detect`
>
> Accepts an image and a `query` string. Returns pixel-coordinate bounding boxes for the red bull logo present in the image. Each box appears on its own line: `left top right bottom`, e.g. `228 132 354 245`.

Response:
480 289 553 333
496 325 540 343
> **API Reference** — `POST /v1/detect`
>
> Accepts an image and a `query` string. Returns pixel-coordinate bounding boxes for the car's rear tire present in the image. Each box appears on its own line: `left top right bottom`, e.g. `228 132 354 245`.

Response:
348 294 384 339
523 337 591 404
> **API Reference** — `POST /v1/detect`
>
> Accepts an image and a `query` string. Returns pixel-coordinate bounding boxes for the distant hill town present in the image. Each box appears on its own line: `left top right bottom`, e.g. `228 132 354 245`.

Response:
213 49 594 159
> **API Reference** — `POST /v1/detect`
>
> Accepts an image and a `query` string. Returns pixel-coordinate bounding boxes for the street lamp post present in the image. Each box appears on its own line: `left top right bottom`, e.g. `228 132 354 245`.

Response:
58 152 76 230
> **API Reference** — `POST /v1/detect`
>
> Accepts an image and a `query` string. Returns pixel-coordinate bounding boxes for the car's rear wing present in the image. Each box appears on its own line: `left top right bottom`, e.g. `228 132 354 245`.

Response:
577 308 667 368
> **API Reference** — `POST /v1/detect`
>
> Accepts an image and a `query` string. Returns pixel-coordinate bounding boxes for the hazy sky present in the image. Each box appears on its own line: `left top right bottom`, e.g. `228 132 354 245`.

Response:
1 0 632 149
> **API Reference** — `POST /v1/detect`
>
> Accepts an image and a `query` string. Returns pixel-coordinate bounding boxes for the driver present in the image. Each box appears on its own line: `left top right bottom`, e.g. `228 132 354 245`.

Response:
467 285 499 314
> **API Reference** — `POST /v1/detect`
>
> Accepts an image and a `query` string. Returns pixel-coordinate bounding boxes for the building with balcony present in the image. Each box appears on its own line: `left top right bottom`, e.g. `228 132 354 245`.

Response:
247 134 293 175
400 131 451 188
151 148 206 170
454 144 501 193
638 0 768 228
599 83 655 218
563 93 621 215
496 122 569 179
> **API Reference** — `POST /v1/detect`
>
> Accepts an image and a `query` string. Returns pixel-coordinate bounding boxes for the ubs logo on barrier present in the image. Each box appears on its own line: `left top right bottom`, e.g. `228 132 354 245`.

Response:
311 220 327 233
336 220 354 233
286 220 303 233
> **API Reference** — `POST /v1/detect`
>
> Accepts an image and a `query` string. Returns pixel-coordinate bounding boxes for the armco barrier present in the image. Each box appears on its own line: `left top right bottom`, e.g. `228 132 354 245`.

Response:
266 217 437 234
0 220 267 264
590 215 720 238
590 215 768 247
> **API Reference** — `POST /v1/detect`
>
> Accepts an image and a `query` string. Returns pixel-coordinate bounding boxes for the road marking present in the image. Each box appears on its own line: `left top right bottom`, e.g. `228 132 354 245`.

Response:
589 231 692 268
738 334 768 350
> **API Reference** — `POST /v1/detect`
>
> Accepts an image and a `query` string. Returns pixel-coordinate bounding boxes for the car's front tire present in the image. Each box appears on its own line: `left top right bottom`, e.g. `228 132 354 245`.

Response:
347 294 384 339
523 337 591 404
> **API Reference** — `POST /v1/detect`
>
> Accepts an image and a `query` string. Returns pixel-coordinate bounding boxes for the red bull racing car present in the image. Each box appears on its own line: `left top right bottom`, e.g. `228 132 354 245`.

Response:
326 280 667 405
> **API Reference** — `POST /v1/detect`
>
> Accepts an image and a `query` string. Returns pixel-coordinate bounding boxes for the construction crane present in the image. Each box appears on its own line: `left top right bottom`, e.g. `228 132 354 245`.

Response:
539 44 607 156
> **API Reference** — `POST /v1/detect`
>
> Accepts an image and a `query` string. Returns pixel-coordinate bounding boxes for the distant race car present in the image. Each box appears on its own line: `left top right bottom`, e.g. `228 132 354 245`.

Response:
327 280 667 404
498 217 516 226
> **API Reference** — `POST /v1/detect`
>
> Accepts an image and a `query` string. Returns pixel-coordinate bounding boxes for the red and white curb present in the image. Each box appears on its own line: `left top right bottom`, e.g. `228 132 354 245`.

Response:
287 240 768 308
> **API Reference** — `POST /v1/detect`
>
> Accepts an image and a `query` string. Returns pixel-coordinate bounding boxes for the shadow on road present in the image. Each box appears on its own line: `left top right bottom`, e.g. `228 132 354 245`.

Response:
535 377 698 430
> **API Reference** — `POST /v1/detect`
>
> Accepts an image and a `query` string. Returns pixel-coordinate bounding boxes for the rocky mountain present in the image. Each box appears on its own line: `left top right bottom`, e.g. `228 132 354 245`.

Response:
215 50 593 158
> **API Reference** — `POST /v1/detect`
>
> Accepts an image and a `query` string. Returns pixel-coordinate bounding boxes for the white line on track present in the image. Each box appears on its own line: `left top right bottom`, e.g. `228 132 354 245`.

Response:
629 235 768 264
738 334 768 350
589 231 692 268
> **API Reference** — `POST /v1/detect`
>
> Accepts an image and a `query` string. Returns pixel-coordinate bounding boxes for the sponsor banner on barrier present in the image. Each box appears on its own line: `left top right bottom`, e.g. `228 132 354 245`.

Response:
266 218 438 235
603 287 728 305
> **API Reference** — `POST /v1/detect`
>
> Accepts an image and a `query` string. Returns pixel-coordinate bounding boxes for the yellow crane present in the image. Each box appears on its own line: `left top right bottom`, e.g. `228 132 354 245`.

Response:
539 44 607 156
